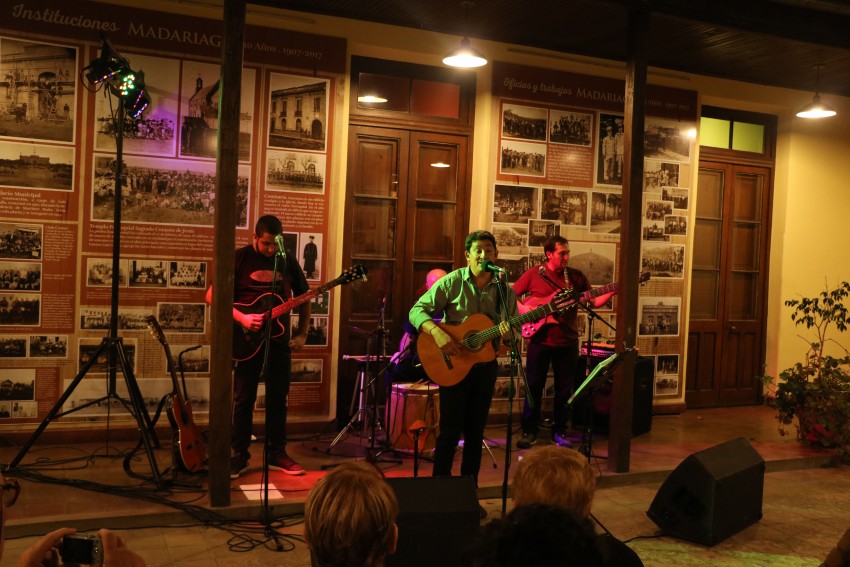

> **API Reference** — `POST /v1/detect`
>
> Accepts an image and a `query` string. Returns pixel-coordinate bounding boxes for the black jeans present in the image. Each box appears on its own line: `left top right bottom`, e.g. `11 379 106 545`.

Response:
232 342 291 459
432 360 498 483
522 342 579 435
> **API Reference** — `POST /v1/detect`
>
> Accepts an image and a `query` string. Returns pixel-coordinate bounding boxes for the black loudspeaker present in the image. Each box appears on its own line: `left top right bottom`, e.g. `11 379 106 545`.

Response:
647 437 765 546
385 476 480 567
572 355 653 436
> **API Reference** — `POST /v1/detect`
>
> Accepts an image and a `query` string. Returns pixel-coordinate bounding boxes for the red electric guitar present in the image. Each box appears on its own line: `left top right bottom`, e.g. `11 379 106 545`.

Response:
145 315 205 473
520 272 650 339
232 264 367 361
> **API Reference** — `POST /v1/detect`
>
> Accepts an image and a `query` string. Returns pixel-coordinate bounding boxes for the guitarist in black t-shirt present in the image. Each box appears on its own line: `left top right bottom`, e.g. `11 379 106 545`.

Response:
205 214 310 479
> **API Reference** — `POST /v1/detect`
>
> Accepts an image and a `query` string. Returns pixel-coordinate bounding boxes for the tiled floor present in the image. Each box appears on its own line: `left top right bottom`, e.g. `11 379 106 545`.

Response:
2 405 849 566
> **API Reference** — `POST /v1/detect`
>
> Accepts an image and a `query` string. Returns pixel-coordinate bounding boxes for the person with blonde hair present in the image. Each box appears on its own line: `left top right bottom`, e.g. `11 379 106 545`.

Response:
304 461 399 567
512 445 644 566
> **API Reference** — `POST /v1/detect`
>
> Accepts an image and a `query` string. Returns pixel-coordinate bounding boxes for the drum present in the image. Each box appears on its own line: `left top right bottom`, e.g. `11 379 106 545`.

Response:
389 382 440 452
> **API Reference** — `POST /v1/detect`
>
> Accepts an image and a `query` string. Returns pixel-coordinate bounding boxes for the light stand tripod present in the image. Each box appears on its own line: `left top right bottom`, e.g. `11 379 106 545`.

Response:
7 58 160 482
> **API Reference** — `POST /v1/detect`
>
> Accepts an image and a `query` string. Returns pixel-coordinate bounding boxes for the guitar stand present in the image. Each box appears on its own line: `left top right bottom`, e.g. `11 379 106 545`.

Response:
328 358 375 450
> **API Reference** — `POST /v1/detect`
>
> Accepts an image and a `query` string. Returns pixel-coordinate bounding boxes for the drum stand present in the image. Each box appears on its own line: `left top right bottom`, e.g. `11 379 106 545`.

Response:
328 344 382 451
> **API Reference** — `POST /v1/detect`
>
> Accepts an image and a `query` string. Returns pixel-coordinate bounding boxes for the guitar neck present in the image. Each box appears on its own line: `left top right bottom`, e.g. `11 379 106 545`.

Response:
270 278 340 320
464 300 569 347
578 281 618 302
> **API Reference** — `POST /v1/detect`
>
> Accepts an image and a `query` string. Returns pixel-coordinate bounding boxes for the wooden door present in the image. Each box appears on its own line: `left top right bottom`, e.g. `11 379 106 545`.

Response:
686 162 771 407
336 125 468 423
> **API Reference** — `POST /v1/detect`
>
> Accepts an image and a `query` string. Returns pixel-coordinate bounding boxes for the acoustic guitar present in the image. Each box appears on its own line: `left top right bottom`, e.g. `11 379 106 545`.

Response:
417 290 576 387
520 272 650 339
145 315 205 473
232 264 367 361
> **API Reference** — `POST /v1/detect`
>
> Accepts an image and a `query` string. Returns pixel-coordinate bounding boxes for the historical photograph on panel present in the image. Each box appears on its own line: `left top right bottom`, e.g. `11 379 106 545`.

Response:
568 241 616 286
502 103 547 142
493 184 538 224
0 141 73 191
645 118 693 162
0 293 39 326
497 255 528 283
266 149 325 193
500 139 546 177
180 62 255 160
664 215 688 236
662 187 689 210
94 53 180 157
92 154 249 228
0 261 40 291
169 261 206 289
492 224 528 255
646 199 673 222
128 259 168 288
291 359 322 383
157 303 206 334
590 191 622 234
638 296 681 337
10 400 36 418
79 306 151 331
0 223 42 260
528 251 546 269
549 109 592 146
290 314 328 347
596 114 624 186
299 232 321 280
85 257 127 287
642 220 669 242
0 336 26 358
268 73 328 152
657 353 680 376
644 159 681 191
528 219 558 248
166 344 210 374
310 290 330 315
541 187 588 226
62 372 131 416
0 368 35 403
0 38 76 142
29 335 67 358
77 337 137 375
641 241 685 279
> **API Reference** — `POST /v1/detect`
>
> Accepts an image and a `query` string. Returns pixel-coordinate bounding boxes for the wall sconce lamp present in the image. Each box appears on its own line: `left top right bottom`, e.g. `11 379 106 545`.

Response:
796 65 836 119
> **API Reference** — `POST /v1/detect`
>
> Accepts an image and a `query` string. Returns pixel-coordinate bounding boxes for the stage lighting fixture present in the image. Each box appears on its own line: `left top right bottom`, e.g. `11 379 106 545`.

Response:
125 89 150 119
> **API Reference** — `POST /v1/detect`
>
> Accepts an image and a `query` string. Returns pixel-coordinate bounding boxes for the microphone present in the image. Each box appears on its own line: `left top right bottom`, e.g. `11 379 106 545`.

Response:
481 260 507 274
274 234 286 257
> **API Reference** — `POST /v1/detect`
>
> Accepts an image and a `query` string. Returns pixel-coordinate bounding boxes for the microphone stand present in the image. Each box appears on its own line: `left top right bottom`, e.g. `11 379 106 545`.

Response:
258 244 285 549
492 269 526 516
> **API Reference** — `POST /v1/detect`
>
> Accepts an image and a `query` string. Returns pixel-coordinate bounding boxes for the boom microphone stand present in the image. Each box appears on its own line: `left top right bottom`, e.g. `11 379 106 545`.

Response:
7 64 161 483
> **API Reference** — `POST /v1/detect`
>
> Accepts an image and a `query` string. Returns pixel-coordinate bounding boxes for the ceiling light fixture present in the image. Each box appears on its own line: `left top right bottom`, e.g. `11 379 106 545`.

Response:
443 2 487 68
796 65 836 119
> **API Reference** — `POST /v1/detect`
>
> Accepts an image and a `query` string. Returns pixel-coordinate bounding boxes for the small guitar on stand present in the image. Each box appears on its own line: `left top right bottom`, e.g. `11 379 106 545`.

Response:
145 315 205 473
233 264 367 361
520 272 650 339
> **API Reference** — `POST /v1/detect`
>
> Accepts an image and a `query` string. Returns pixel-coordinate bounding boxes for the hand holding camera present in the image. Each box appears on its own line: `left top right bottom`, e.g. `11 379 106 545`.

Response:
13 528 145 567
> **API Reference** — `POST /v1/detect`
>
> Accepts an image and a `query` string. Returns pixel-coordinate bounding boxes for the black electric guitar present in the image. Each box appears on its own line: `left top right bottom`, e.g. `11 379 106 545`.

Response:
232 264 367 361
145 315 205 473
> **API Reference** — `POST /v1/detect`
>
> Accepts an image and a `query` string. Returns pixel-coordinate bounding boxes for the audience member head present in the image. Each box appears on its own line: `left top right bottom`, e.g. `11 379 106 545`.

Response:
425 268 447 290
513 445 595 517
464 503 602 567
304 461 398 567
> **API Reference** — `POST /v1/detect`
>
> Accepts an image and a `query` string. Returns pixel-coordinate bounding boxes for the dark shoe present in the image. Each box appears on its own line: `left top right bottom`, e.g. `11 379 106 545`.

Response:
516 432 537 449
552 431 572 448
479 504 488 520
269 452 305 476
230 456 249 479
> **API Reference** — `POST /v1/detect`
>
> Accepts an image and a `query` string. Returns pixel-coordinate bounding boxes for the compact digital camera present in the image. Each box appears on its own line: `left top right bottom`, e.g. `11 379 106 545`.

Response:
61 534 104 565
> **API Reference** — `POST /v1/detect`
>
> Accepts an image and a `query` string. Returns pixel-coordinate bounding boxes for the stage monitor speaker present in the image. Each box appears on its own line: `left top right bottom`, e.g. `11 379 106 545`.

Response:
572 355 653 436
386 476 480 567
647 437 765 546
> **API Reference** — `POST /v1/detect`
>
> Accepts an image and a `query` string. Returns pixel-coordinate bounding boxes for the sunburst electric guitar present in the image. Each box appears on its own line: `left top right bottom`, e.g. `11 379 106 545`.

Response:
232 264 367 361
417 289 576 387
520 272 650 339
145 315 205 473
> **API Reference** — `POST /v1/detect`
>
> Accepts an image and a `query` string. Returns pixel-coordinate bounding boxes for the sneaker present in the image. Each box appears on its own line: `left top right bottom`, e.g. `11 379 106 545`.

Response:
516 432 537 449
269 452 305 476
552 432 572 448
230 456 249 479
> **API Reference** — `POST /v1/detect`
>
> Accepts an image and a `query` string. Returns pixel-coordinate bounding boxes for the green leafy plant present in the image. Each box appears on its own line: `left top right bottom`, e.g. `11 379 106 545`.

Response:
762 281 850 460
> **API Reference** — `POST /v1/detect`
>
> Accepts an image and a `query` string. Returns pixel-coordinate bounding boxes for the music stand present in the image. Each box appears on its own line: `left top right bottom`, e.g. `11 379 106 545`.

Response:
568 350 630 461
7 40 160 483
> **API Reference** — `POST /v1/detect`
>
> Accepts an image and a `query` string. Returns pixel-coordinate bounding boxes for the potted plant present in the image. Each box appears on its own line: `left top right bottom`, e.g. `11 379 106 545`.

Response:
763 281 850 461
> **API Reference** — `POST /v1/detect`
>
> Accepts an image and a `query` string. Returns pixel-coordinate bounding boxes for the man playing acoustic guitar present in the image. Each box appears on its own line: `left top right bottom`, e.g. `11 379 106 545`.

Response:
409 230 517 490
514 235 614 450
206 214 310 478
